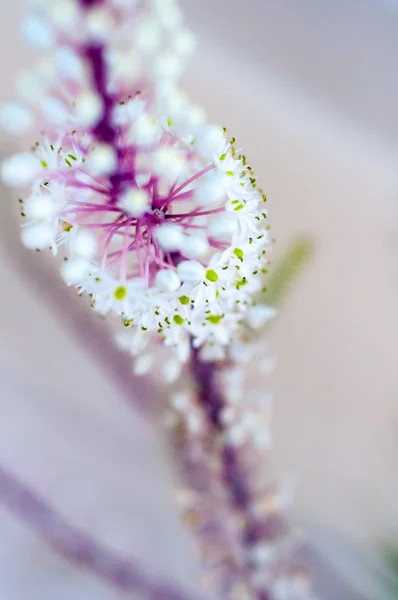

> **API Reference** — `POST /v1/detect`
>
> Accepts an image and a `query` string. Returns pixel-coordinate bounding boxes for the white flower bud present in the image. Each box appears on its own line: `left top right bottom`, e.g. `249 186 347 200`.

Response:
69 230 97 259
151 0 182 29
131 115 160 144
56 48 84 78
247 305 277 329
208 213 237 240
42 97 70 125
163 358 181 383
152 52 184 82
111 50 143 82
24 195 56 221
180 235 209 259
249 543 275 567
60 258 90 285
88 144 117 175
133 354 153 376
225 424 247 446
152 148 185 181
157 87 188 114
171 392 191 412
0 103 33 136
172 30 196 56
21 223 54 250
1 153 41 187
22 16 54 49
117 188 150 217
177 260 205 283
200 343 226 362
195 176 226 207
48 0 79 29
194 124 225 158
16 71 44 103
135 19 162 54
86 7 110 42
155 269 181 292
154 223 184 251
75 91 103 126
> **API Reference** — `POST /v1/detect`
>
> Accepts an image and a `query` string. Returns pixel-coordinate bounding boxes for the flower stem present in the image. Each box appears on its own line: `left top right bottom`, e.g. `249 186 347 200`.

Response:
190 350 273 600
0 464 199 600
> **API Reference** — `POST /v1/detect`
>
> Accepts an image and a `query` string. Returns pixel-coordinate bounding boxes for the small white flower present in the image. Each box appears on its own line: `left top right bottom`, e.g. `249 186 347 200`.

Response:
155 269 181 292
1 153 41 187
88 144 118 175
118 188 151 217
21 222 54 250
0 103 33 135
22 15 54 49
247 305 277 329
69 230 97 259
162 358 182 383
177 260 205 283
75 91 103 127
42 97 71 124
154 223 184 251
60 258 91 285
133 354 153 376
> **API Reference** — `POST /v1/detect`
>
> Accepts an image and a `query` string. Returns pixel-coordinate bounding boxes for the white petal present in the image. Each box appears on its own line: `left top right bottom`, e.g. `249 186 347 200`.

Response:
0 103 33 135
135 19 162 54
1 153 41 187
172 29 196 56
152 148 185 180
195 175 226 207
22 16 54 49
117 188 150 217
88 144 117 175
69 230 97 259
55 48 84 78
155 269 181 292
60 258 91 285
152 52 184 82
42 97 70 124
75 91 103 126
177 260 205 283
247 305 277 329
131 115 160 144
86 6 111 42
133 354 153 376
154 223 184 251
194 124 225 158
24 195 56 220
171 391 191 411
208 213 237 240
21 222 54 250
180 235 209 260
163 358 181 383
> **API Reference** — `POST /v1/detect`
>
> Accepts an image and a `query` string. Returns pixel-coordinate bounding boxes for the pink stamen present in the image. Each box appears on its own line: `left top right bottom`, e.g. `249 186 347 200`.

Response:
169 207 225 219
170 164 215 198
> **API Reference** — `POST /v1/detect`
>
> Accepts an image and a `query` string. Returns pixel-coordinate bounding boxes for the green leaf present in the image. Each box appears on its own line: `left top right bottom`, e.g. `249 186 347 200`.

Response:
257 237 314 309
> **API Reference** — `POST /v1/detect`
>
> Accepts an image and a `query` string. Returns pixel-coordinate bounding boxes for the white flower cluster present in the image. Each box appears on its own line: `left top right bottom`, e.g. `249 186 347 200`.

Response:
1 0 271 364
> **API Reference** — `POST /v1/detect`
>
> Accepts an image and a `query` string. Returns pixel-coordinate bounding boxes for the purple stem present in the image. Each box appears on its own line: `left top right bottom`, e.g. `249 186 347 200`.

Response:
191 350 272 600
0 464 198 600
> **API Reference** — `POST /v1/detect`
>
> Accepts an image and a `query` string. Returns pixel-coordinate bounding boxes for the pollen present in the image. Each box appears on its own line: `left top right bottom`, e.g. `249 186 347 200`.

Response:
114 286 127 301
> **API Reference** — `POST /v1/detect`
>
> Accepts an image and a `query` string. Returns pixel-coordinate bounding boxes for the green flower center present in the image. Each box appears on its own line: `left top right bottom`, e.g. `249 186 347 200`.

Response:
114 286 127 301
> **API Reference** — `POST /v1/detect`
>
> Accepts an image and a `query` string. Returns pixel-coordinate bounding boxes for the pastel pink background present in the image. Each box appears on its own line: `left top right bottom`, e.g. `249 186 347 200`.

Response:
1 1 398 598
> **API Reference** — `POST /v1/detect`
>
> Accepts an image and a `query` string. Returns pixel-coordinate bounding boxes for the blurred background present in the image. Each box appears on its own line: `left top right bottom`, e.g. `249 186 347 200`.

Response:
1 0 398 598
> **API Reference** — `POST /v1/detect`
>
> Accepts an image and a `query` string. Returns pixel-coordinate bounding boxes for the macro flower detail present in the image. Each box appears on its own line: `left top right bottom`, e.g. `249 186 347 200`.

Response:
1 0 269 363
